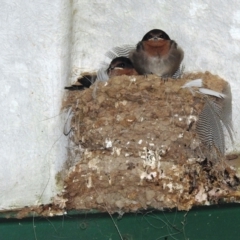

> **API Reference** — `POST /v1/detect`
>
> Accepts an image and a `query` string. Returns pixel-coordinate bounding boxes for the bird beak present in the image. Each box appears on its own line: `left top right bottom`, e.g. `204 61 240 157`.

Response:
113 67 123 70
149 36 163 41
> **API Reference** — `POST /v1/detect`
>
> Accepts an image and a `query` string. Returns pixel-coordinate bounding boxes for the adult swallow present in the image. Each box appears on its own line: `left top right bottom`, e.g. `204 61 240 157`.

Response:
129 29 184 78
64 57 138 90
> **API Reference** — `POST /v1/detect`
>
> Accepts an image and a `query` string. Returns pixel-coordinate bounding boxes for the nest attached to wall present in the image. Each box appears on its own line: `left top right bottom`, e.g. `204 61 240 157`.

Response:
62 72 240 213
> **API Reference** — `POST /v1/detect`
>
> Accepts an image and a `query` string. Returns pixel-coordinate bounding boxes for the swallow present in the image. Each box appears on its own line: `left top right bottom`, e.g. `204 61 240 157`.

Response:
64 57 138 90
106 56 139 78
129 29 184 78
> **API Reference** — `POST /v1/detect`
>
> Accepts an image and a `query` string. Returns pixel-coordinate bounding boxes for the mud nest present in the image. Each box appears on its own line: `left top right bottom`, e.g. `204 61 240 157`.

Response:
62 72 240 213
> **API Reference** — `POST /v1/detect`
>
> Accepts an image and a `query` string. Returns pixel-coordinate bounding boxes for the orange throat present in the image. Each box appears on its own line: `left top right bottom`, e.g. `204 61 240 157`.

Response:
143 40 170 57
109 68 139 78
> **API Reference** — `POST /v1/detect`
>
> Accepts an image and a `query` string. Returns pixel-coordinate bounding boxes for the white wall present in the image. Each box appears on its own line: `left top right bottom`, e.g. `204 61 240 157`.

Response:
0 1 72 210
1 0 240 210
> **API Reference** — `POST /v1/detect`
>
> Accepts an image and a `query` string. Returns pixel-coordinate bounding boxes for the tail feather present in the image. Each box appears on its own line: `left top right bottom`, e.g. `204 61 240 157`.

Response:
78 75 96 88
196 99 225 155
96 67 109 82
184 79 234 156
172 65 185 79
105 45 136 59
65 75 96 91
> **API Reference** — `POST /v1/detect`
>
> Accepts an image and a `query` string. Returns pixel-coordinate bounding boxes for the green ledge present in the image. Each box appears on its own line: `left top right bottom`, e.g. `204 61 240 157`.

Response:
1 204 240 240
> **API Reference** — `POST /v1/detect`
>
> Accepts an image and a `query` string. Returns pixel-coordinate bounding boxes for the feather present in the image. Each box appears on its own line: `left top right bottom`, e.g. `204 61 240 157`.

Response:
181 79 203 88
182 79 226 98
65 75 96 91
196 99 225 155
105 51 118 60
96 67 109 82
172 65 185 79
78 75 96 88
64 85 85 91
196 81 234 156
198 88 226 98
99 61 109 68
105 44 136 60
63 107 73 136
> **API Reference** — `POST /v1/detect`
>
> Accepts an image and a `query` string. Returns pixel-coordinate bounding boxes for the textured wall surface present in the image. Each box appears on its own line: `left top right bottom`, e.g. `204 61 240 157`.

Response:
1 0 240 210
0 1 72 209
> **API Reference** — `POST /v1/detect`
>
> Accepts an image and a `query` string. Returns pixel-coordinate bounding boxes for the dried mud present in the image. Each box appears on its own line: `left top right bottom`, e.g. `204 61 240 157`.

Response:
58 72 240 214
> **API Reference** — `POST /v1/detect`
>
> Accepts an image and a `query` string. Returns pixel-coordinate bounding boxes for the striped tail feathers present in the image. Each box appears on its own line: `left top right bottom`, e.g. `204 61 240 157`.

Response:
105 44 136 60
197 82 234 145
196 99 225 155
172 64 185 79
92 67 110 99
96 67 109 82
182 79 234 156
63 107 73 136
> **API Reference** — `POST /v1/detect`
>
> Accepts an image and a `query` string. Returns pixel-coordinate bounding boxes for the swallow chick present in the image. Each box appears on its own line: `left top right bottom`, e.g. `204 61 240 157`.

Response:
129 29 184 78
106 56 139 78
65 57 138 90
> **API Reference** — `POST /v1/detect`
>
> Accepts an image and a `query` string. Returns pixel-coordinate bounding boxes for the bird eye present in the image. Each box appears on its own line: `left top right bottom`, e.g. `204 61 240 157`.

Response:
120 63 125 68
